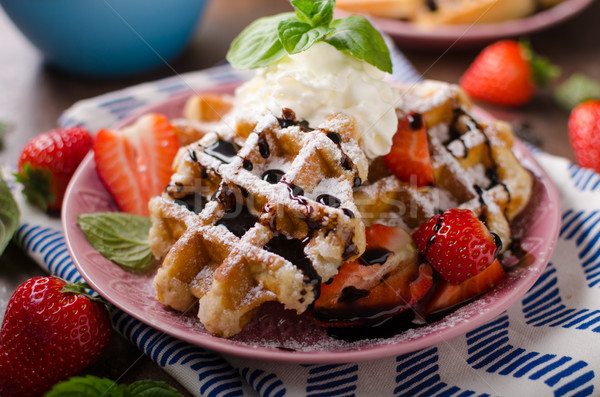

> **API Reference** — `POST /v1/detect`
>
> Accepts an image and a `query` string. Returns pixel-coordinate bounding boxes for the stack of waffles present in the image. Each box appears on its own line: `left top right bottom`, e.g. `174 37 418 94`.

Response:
148 80 532 337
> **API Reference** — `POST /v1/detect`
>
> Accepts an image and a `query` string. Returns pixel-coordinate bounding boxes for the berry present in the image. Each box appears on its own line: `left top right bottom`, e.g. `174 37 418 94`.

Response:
568 100 600 173
425 259 506 315
384 112 434 187
0 277 111 397
459 40 559 107
94 113 179 216
16 127 93 212
314 224 433 326
412 209 500 285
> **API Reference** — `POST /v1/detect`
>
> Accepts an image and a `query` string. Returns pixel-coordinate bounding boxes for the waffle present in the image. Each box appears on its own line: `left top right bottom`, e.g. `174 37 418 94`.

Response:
149 80 533 337
355 80 532 252
149 108 368 337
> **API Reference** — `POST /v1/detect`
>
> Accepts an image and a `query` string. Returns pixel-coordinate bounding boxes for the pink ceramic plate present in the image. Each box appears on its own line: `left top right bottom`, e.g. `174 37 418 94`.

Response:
63 86 560 364
336 0 594 49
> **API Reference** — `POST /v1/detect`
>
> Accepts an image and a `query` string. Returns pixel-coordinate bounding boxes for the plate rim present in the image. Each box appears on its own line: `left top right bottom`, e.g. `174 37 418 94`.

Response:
336 0 594 47
62 90 561 364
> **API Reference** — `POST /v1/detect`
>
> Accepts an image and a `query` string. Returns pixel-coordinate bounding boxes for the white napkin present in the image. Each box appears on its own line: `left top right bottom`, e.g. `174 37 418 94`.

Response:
13 54 600 397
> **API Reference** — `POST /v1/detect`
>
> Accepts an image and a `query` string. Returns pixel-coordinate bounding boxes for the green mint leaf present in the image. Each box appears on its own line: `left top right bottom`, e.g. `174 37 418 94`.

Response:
77 212 153 271
278 21 333 54
554 73 600 111
0 171 19 256
128 380 183 397
226 12 295 69
44 375 128 397
324 16 392 74
291 0 334 27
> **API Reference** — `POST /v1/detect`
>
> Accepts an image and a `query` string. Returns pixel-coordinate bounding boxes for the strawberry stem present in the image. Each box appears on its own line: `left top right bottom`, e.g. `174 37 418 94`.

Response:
61 280 111 306
520 40 561 88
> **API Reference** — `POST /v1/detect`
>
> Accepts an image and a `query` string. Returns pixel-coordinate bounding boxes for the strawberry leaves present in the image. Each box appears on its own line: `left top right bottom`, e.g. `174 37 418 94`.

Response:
226 0 392 73
14 163 54 212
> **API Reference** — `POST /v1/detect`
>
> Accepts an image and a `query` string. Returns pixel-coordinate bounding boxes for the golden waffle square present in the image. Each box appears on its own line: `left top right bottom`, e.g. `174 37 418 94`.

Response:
149 109 368 337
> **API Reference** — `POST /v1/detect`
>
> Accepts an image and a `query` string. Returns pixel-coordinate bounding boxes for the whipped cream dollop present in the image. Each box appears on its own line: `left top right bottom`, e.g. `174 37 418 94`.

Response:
234 42 399 159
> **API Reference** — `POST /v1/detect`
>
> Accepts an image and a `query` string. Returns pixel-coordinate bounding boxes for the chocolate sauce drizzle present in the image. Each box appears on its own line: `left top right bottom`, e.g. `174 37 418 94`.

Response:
173 194 206 214
264 234 321 299
262 169 284 184
258 136 270 158
204 139 239 163
358 248 393 267
216 205 259 238
276 108 314 132
338 286 369 303
316 194 341 208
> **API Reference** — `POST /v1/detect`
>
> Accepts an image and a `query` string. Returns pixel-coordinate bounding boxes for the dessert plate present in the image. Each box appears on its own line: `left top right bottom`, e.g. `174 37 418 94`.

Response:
63 86 560 364
336 0 594 49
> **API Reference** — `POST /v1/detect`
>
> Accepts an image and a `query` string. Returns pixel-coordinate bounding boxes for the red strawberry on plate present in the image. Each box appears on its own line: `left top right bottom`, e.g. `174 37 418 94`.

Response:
94 113 179 216
16 126 93 212
412 208 500 285
459 40 559 107
314 224 433 327
425 259 506 315
568 100 600 173
0 277 111 397
384 112 434 187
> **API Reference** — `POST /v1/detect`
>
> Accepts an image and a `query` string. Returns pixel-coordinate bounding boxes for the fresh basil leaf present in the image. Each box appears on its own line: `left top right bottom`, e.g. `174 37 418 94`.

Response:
324 16 392 74
128 380 183 397
45 376 129 397
278 21 333 55
226 12 295 69
0 172 19 256
291 0 334 27
77 212 153 271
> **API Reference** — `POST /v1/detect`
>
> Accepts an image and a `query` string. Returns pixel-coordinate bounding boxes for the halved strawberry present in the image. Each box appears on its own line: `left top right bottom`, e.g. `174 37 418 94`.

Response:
412 208 500 285
424 259 506 315
94 113 179 216
313 224 433 327
384 112 434 187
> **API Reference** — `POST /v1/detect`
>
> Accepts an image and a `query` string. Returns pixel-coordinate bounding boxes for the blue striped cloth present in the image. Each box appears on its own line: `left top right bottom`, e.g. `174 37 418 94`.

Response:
13 50 600 396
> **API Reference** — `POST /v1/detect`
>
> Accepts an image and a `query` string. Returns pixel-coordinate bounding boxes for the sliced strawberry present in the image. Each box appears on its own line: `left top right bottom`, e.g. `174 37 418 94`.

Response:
94 113 179 215
412 208 500 285
425 259 506 315
384 112 434 187
313 224 433 327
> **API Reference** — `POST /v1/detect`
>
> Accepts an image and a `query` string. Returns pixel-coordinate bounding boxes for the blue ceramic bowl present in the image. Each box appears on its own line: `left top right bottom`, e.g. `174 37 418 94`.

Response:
1 0 208 78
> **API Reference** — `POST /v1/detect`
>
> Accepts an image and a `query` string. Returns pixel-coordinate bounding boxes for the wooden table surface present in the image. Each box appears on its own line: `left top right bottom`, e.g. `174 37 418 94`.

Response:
0 0 597 394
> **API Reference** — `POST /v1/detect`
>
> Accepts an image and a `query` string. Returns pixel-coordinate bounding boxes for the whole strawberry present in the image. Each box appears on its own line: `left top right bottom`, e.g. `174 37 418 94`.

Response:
412 209 500 284
459 40 559 107
0 277 111 397
568 100 600 173
16 126 93 212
